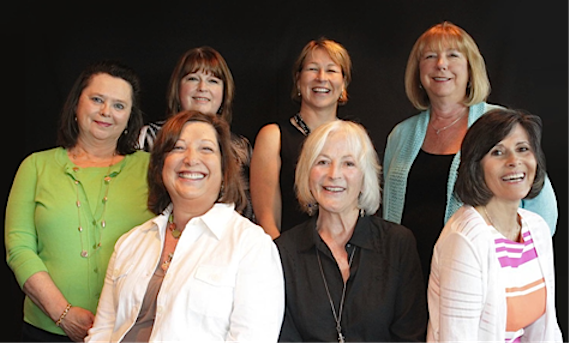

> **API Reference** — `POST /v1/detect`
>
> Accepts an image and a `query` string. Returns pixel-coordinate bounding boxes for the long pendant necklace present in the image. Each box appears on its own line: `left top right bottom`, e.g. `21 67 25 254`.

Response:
431 111 466 135
293 113 311 136
74 153 116 258
316 245 357 343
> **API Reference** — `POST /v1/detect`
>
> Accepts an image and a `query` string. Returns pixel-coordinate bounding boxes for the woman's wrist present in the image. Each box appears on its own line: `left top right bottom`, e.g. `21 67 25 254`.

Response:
55 303 72 327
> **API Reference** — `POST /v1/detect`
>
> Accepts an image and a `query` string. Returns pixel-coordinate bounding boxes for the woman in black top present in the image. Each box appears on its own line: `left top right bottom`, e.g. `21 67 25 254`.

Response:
275 120 426 342
250 37 352 239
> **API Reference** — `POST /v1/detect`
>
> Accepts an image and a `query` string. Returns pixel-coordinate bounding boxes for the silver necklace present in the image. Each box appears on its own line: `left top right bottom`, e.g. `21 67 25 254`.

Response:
73 153 116 258
316 245 357 343
431 112 466 135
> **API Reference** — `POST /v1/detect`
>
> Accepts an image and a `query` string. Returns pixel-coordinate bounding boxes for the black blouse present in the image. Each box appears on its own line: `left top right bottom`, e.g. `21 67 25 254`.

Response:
274 215 427 342
401 149 454 288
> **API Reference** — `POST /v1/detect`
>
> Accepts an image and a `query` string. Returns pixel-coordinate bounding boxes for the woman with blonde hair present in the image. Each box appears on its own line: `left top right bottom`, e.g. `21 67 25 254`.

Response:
382 21 558 287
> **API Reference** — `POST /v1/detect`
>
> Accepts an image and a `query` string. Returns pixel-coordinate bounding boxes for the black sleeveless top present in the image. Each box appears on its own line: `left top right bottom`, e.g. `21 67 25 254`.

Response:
401 149 454 287
278 119 311 232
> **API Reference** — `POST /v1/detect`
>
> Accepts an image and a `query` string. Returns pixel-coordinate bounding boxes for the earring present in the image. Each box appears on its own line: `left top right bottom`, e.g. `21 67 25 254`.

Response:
360 208 365 217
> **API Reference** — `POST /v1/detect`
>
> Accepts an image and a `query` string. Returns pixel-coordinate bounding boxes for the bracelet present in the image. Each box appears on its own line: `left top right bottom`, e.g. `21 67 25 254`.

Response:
55 303 72 327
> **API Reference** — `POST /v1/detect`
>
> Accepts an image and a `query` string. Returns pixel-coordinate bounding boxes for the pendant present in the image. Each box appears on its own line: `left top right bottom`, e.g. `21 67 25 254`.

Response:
171 228 182 239
81 250 88 258
338 332 345 343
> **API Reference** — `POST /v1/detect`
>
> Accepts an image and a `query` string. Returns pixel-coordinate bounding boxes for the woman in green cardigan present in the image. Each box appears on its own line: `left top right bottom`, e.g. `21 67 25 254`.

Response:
5 60 154 342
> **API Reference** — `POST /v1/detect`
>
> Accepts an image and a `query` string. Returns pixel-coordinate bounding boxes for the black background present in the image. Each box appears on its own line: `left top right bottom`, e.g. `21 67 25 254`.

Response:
7 1 567 341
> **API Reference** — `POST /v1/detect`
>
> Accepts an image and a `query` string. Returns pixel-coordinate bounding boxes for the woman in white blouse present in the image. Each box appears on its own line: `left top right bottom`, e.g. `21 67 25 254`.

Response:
427 108 562 342
86 110 284 342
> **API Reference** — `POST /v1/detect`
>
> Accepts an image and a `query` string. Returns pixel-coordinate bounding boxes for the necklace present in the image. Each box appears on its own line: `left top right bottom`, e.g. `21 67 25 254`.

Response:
484 206 521 241
431 111 466 135
73 152 116 258
293 113 311 136
316 245 357 343
167 213 182 239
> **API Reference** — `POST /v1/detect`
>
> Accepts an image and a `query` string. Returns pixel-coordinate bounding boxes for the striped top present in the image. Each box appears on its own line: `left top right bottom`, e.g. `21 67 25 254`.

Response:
493 227 546 342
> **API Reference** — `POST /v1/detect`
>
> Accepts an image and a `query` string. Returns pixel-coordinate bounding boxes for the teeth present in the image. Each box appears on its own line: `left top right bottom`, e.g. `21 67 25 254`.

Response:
433 77 449 81
502 172 524 181
193 97 209 101
179 172 205 180
324 186 344 192
312 88 330 93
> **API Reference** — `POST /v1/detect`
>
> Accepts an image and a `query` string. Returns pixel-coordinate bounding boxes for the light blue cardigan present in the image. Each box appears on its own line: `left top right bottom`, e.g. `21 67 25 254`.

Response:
382 102 558 235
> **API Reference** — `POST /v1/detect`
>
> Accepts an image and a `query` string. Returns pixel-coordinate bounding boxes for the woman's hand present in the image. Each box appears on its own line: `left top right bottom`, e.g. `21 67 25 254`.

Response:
59 306 95 342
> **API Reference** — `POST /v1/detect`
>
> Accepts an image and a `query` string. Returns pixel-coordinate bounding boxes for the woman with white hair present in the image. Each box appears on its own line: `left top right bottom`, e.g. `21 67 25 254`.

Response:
275 119 427 342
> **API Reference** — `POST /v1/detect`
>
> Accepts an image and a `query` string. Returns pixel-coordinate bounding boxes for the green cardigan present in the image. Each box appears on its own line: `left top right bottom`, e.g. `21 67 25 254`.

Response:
382 102 558 235
5 147 154 335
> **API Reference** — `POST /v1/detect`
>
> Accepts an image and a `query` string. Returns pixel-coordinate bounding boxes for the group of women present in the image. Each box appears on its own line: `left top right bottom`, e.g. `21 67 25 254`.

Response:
6 21 562 342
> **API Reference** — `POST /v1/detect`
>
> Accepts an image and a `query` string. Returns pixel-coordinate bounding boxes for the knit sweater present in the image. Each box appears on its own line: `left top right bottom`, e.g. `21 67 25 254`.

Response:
382 102 558 234
5 147 154 335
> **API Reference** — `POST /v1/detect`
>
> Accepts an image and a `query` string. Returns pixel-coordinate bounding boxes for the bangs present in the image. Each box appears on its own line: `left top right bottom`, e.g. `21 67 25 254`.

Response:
182 56 225 80
418 33 468 57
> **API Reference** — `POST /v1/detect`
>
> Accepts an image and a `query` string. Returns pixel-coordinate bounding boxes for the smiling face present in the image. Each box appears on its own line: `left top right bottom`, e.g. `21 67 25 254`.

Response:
162 121 222 209
419 44 469 104
75 73 133 145
309 131 363 216
297 48 345 111
481 124 537 205
179 70 224 115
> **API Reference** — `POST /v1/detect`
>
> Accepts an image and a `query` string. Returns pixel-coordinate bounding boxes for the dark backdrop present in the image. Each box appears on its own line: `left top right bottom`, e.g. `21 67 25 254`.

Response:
8 1 567 341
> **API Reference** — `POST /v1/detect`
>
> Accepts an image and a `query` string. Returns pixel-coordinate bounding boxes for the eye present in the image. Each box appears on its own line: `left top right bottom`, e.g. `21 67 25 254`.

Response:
489 148 503 156
517 145 531 153
91 96 104 103
423 52 437 59
344 161 356 167
184 75 199 82
113 103 126 110
208 77 221 85
315 159 329 166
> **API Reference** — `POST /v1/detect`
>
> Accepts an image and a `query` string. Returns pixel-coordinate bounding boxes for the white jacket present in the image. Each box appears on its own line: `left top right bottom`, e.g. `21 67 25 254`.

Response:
427 206 562 342
86 203 285 342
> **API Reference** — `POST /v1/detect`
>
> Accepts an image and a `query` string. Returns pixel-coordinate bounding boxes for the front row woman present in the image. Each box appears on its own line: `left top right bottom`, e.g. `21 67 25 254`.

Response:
275 119 427 342
86 111 284 342
427 108 562 342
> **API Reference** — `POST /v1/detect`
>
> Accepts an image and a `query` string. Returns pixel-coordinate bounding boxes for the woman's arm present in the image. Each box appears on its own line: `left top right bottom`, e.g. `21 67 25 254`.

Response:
24 272 95 342
226 231 285 341
250 124 282 239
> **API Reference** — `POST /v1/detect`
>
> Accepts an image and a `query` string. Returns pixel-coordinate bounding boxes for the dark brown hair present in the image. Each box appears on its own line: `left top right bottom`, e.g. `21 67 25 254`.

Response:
165 46 235 123
147 110 245 215
455 108 546 206
57 60 143 155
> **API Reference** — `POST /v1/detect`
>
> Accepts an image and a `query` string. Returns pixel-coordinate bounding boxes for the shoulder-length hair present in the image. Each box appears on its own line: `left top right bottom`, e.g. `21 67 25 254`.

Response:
295 120 381 216
291 37 352 105
455 108 546 206
57 60 143 155
147 110 246 215
165 46 235 124
404 21 491 110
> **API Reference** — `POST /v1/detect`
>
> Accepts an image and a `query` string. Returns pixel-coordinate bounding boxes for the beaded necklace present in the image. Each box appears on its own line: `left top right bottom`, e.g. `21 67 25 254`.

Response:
73 153 116 258
293 113 311 136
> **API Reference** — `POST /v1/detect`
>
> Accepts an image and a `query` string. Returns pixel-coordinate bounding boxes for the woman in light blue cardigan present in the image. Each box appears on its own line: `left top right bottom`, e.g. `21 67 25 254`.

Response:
382 22 558 287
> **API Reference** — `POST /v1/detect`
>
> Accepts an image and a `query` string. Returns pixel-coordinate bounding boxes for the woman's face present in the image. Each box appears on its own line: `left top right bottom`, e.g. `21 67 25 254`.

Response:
419 43 469 104
179 70 224 115
309 131 363 217
481 124 537 205
162 121 222 208
297 48 345 111
75 73 133 145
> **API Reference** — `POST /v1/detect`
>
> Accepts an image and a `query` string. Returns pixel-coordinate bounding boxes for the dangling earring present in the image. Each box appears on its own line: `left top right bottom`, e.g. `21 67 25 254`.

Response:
359 208 365 217
307 203 318 216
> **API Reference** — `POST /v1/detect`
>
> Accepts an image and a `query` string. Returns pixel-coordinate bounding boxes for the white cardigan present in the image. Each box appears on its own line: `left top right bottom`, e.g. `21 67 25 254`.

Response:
427 206 562 342
86 203 285 342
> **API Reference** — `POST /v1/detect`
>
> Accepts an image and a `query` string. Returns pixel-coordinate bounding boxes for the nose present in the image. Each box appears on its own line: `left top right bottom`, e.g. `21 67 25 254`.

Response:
505 152 520 167
437 56 448 70
183 148 198 165
315 69 326 82
198 79 208 91
100 102 111 117
327 162 342 180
